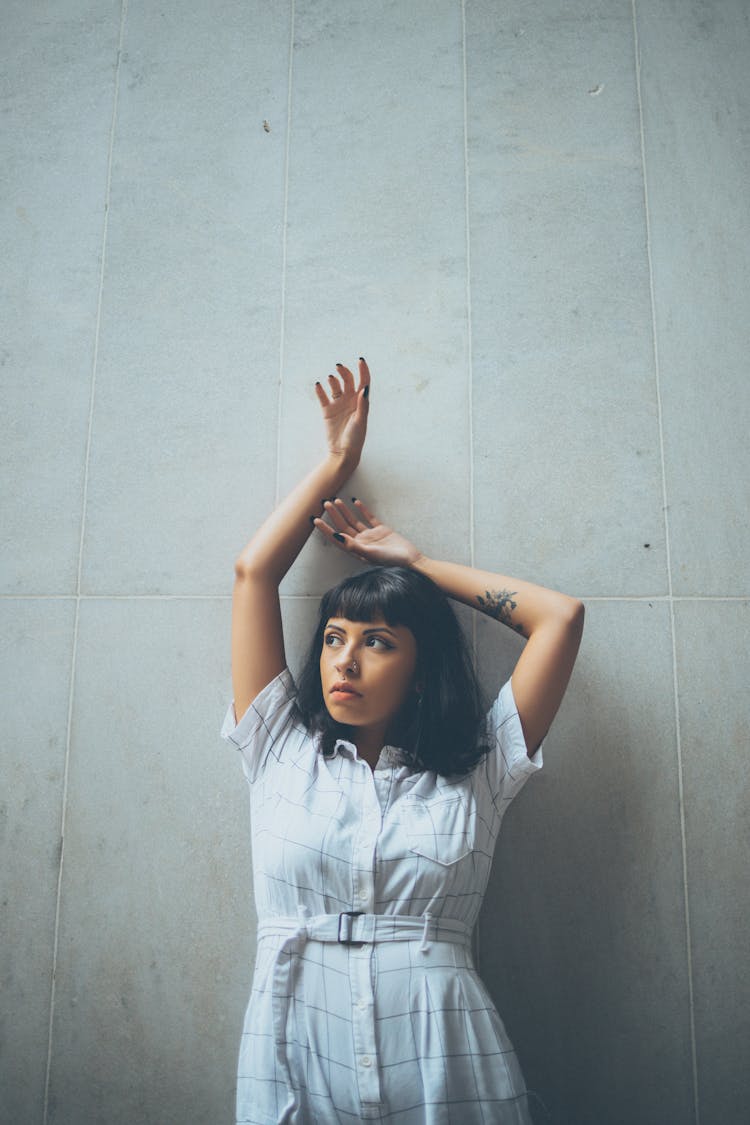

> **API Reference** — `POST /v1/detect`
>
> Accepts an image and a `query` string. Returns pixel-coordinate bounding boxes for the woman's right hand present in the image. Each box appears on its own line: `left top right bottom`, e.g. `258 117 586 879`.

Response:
314 358 370 468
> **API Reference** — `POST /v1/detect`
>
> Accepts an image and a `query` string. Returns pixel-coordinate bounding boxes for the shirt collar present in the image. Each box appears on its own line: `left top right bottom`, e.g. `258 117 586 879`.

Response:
322 738 409 770
331 737 357 758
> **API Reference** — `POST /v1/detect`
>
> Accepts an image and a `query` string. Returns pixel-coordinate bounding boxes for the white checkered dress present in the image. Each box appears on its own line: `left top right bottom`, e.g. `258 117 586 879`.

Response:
220 667 544 1124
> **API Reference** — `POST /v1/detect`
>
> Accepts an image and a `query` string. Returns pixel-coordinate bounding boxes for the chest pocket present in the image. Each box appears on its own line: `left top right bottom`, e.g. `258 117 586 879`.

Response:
405 791 474 866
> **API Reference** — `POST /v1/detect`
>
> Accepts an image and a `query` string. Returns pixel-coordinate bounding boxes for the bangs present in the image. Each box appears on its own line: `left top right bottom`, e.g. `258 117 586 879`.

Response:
320 568 418 632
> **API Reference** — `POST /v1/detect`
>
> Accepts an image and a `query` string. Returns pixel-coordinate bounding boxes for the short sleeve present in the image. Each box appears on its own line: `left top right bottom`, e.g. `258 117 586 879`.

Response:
219 667 300 785
482 676 544 814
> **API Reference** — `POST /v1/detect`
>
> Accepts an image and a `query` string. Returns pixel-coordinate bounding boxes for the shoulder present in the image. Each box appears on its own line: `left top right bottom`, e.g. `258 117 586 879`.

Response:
221 666 299 747
220 667 314 784
486 677 544 762
481 675 544 811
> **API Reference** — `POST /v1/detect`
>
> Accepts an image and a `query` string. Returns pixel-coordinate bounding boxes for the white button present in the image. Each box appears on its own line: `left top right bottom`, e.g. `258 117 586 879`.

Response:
357 890 367 901
360 1055 372 1067
357 998 368 1010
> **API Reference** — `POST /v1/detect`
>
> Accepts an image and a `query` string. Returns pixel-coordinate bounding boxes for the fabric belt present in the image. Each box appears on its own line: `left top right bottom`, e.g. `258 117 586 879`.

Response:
257 907 473 1121
257 907 472 948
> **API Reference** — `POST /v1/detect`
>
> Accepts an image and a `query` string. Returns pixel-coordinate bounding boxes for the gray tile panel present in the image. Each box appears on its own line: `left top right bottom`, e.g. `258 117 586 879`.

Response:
47 596 256 1125
78 2 290 595
0 598 75 1123
476 601 695 1125
1 3 120 593
468 1 666 598
637 2 750 594
278 0 472 596
675 599 750 1125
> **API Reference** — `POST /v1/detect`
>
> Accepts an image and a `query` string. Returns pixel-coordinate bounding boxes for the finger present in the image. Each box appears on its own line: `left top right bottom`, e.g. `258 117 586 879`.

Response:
314 381 330 406
352 498 380 526
335 363 356 395
314 518 350 552
312 516 334 538
357 357 371 391
354 382 370 421
327 373 343 399
322 500 352 533
333 498 367 532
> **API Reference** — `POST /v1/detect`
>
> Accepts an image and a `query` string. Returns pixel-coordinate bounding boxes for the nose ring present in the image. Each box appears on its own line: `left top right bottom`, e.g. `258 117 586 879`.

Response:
349 659 359 673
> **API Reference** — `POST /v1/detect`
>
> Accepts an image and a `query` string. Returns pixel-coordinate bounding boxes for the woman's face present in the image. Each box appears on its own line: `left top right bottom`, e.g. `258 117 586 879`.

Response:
319 615 419 735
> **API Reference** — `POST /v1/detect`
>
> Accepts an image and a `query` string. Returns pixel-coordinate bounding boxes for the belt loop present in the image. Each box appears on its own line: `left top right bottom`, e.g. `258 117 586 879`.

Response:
297 901 311 938
419 911 432 953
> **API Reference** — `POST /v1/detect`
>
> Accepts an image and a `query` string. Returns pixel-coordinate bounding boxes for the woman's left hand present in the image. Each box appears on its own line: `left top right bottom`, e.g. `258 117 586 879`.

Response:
313 499 422 568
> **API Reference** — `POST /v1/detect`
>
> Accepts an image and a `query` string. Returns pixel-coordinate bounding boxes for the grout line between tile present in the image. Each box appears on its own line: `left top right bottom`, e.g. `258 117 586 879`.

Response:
632 4 700 1123
2 593 748 602
462 0 474 580
273 0 295 509
42 4 129 1121
461 0 481 977
462 0 480 699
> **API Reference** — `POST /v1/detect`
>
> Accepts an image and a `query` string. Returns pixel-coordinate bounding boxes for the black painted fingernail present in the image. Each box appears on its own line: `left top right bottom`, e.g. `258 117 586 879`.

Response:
336 362 343 367
364 385 370 399
333 533 346 543
309 516 317 526
359 356 365 361
351 496 357 502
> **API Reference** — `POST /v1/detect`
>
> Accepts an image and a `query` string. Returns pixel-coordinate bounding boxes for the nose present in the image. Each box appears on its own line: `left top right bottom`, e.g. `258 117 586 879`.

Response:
334 645 359 676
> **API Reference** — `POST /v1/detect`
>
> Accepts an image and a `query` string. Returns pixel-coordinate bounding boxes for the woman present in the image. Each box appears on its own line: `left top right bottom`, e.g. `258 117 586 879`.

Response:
221 358 584 1124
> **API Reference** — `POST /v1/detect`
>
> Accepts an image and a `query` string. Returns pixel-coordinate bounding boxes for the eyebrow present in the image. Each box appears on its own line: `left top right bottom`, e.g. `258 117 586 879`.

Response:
325 622 398 637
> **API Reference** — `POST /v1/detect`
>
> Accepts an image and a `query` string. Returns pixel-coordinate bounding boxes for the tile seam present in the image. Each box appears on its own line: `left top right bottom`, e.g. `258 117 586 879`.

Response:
3 594 749 601
273 0 295 509
461 0 481 973
42 4 130 1122
463 0 474 579
632 4 700 1123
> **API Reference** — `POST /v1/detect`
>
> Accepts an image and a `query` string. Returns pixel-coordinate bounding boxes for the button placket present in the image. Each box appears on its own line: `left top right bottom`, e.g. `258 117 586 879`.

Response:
350 763 383 1113
350 944 381 1109
352 767 381 910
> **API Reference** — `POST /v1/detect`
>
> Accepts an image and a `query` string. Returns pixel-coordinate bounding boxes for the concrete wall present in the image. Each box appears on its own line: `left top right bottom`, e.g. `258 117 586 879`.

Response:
2 2 748 1123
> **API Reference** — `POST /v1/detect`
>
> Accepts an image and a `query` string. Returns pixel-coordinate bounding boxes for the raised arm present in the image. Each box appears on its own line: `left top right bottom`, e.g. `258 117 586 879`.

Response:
410 555 583 757
313 498 584 758
230 359 370 725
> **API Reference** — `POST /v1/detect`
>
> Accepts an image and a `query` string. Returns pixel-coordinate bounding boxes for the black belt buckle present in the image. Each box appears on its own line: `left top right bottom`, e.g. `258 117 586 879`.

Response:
337 910 365 944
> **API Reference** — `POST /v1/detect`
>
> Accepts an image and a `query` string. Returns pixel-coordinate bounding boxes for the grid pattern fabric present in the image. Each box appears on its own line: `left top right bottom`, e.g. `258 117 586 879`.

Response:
220 667 544 1124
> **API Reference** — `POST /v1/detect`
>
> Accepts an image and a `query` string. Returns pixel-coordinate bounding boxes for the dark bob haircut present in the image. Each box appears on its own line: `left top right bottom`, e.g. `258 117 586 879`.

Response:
296 566 490 777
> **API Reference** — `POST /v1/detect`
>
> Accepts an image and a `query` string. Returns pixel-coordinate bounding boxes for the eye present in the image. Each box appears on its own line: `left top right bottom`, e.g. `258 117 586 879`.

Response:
366 636 393 650
324 633 343 647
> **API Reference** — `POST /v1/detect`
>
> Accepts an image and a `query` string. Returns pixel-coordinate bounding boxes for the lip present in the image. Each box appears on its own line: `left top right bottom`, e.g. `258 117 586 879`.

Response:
330 682 362 697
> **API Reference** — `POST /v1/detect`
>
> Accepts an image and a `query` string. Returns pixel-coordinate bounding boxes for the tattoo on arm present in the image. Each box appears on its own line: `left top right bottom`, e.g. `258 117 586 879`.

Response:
476 589 525 634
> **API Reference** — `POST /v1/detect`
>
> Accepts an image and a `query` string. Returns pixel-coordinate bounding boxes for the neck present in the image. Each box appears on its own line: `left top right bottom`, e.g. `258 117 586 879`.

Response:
353 722 389 767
